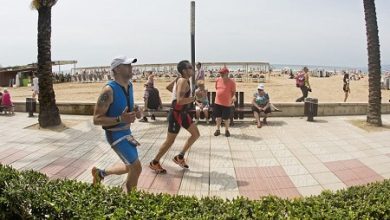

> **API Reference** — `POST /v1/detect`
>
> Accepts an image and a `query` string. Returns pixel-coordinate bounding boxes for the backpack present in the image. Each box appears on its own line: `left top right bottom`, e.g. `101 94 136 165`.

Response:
147 87 160 109
296 72 305 87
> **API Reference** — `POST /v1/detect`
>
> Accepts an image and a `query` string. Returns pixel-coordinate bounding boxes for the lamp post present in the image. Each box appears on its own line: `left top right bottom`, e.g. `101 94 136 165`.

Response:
190 1 195 93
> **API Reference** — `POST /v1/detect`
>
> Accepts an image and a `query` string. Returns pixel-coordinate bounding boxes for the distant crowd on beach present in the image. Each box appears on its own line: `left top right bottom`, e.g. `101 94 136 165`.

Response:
68 68 270 84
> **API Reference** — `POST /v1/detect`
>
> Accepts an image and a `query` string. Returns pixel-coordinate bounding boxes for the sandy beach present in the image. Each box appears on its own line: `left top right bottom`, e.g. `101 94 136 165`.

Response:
7 75 390 104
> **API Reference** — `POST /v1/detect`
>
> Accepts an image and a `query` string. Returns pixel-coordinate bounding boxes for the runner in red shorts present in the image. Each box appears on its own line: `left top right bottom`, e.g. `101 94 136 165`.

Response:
149 60 200 174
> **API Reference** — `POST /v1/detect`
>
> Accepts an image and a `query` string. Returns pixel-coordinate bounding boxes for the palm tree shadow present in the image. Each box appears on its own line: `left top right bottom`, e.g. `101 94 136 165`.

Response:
186 170 248 190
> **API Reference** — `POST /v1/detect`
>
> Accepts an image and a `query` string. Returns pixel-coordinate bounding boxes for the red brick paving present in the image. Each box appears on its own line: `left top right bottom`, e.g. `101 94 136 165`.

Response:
148 167 185 194
138 165 157 190
325 159 384 187
235 166 300 200
0 150 31 164
0 148 20 160
40 157 77 177
56 159 94 179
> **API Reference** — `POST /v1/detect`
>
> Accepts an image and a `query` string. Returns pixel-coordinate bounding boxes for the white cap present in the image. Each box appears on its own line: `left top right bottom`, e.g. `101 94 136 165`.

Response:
257 83 265 90
110 56 137 70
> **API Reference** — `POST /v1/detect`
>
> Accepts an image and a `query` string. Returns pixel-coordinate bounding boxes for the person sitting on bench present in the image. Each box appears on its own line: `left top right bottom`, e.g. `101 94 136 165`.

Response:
2 88 14 115
194 80 210 124
252 84 271 128
140 81 162 122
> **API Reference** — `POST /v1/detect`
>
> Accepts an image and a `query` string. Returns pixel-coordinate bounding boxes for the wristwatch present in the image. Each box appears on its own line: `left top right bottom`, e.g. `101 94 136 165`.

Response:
116 116 122 123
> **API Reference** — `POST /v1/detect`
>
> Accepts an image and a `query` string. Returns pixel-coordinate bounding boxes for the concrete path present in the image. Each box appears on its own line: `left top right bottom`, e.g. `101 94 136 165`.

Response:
1 113 389 200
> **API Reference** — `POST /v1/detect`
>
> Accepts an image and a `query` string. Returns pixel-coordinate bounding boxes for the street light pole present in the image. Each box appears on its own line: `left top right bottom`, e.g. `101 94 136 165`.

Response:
190 1 195 93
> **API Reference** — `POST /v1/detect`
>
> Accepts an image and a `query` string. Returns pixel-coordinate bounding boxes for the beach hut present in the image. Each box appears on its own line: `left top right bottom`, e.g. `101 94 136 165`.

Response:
0 60 77 87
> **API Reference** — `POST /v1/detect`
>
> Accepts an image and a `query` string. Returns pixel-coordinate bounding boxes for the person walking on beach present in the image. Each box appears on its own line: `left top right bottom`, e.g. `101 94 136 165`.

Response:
91 56 142 192
343 72 350 102
149 60 200 174
295 66 311 102
214 67 236 137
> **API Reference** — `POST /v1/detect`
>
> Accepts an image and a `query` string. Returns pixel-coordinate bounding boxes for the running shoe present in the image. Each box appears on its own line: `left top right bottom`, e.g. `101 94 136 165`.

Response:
173 155 189 169
91 167 104 185
149 161 167 174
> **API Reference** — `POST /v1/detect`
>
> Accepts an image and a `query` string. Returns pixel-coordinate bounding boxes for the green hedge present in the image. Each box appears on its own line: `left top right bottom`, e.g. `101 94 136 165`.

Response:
1 164 389 219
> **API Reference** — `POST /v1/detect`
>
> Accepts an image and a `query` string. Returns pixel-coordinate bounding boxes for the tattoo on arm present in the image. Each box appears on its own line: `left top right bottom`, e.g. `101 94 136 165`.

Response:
97 92 110 107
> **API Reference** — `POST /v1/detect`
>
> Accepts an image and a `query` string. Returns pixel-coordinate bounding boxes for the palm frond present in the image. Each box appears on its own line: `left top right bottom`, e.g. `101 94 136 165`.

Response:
30 0 40 10
30 0 58 10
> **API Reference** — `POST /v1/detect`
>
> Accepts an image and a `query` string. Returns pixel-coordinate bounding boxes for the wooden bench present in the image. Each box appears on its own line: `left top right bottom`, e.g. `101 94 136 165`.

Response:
187 91 251 124
143 91 253 124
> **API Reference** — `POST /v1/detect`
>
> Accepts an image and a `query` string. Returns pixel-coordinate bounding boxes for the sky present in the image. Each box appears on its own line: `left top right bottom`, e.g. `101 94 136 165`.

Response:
1 0 389 69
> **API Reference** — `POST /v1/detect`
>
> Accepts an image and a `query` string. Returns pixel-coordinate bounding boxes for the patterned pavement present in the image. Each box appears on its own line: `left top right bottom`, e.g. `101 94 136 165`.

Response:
1 113 390 200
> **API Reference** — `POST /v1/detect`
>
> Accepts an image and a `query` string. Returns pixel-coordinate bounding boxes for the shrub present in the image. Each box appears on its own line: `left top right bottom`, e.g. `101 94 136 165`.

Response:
1 164 389 219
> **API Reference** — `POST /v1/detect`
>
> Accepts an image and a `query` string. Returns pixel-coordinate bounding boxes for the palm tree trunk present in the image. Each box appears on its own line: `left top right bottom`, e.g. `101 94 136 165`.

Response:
37 5 61 127
363 0 382 126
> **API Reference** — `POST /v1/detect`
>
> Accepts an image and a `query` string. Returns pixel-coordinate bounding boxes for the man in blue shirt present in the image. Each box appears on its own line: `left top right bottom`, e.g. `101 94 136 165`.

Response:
91 56 142 192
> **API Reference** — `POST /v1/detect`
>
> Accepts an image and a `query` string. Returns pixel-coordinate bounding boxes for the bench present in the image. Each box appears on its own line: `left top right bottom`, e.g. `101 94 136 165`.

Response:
188 91 252 124
0 105 15 115
143 91 252 124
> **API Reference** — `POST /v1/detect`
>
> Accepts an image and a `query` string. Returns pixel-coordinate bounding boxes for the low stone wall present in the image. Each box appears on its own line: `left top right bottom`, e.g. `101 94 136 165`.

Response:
13 101 390 117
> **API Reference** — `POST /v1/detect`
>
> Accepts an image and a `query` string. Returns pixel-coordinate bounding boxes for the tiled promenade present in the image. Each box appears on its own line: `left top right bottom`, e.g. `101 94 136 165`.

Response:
1 113 390 200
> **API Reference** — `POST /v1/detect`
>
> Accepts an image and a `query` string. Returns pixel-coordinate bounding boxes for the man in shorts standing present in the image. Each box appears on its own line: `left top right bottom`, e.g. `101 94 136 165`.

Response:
149 60 200 174
91 56 142 192
214 67 236 137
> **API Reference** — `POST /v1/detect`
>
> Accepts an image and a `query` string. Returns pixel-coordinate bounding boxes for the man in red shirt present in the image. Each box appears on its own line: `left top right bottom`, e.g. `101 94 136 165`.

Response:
214 67 236 137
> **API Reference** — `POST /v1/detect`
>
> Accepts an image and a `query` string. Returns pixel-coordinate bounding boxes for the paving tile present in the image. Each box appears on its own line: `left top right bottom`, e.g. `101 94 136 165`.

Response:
360 155 390 166
255 158 279 167
366 162 390 175
0 150 31 165
312 172 342 185
303 163 330 174
282 164 309 176
0 148 20 160
289 174 318 187
324 161 348 171
297 185 324 197
270 188 301 199
326 159 384 187
209 190 240 200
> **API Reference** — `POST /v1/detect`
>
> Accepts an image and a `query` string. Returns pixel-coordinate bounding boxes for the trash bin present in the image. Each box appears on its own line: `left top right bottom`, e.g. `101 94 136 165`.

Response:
304 98 318 122
26 98 36 117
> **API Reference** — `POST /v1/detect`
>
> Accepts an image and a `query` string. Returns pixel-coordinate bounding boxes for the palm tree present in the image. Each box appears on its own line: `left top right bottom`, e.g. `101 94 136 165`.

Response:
363 0 382 126
31 0 61 127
